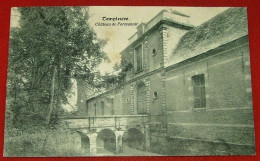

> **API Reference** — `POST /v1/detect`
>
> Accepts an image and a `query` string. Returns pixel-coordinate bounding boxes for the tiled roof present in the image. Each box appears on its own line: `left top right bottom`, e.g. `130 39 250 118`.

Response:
168 7 248 66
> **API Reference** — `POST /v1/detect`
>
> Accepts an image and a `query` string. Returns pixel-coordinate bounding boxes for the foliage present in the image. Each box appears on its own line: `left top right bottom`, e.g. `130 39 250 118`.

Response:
4 127 87 157
7 7 105 130
117 59 133 81
97 59 133 90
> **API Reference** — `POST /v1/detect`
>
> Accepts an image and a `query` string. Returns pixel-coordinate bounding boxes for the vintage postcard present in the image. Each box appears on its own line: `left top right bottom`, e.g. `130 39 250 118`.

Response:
4 6 255 157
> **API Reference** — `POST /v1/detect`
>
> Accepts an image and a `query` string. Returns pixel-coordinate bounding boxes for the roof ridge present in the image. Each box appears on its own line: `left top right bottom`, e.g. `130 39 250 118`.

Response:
168 7 248 66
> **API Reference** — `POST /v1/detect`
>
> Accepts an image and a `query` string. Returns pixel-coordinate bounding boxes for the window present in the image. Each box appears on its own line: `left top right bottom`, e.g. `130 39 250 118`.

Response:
101 101 105 115
86 102 89 115
94 103 97 116
192 74 206 108
111 106 114 115
137 82 147 114
135 44 143 73
111 98 114 115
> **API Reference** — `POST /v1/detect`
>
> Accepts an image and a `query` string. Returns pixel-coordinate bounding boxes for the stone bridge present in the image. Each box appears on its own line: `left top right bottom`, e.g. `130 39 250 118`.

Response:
65 115 150 155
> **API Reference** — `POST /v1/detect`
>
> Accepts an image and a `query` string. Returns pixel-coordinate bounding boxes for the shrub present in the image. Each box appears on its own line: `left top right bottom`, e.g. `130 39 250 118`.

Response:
4 128 88 157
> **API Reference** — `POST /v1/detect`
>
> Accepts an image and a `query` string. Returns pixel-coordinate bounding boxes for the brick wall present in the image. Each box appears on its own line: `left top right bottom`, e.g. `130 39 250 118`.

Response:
163 37 255 146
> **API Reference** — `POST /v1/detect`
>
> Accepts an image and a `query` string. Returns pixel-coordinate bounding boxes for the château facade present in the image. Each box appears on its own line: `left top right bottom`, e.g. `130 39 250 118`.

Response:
78 8 255 154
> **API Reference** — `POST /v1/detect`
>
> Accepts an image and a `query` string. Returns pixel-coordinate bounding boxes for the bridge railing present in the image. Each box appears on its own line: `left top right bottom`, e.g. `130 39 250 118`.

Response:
65 115 149 130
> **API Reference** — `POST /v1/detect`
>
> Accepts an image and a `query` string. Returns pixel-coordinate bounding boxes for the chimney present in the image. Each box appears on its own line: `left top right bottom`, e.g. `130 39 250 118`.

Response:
136 22 146 38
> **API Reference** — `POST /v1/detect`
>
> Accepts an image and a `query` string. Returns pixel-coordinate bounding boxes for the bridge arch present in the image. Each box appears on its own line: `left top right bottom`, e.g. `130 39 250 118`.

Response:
96 128 116 154
76 131 90 151
81 134 90 150
122 127 145 151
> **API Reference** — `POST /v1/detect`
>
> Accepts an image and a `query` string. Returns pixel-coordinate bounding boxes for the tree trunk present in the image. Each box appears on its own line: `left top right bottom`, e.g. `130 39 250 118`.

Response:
54 67 61 123
42 67 56 154
45 67 56 126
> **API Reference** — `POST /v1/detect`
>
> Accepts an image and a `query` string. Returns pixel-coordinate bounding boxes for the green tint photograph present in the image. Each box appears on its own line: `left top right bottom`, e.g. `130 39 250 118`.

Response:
4 7 255 156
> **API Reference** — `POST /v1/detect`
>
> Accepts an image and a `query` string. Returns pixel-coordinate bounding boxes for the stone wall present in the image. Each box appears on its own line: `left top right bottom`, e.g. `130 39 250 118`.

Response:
162 36 254 146
86 89 123 116
82 18 254 155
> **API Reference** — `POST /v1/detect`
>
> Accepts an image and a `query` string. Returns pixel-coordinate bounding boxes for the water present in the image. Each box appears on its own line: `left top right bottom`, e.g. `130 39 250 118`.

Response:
96 145 162 156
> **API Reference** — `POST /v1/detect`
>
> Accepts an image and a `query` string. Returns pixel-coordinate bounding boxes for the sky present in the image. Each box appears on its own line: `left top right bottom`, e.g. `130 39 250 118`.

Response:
87 7 229 74
10 6 229 111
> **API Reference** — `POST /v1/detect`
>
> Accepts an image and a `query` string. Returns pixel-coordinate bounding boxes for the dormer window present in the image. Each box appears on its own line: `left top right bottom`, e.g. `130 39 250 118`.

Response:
135 44 143 73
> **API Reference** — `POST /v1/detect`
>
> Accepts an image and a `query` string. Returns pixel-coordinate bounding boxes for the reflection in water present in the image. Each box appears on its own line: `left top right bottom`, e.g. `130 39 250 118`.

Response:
95 144 162 156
